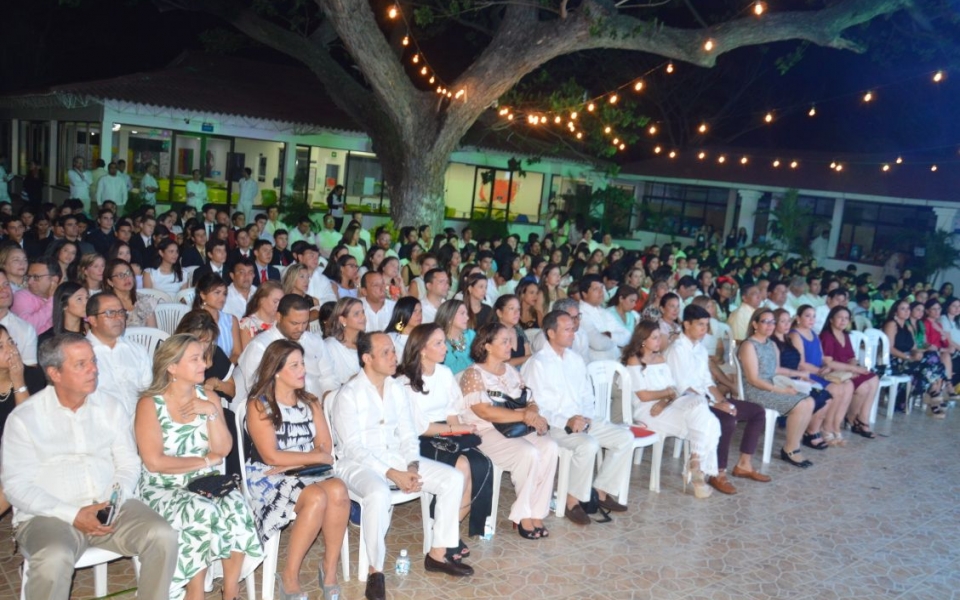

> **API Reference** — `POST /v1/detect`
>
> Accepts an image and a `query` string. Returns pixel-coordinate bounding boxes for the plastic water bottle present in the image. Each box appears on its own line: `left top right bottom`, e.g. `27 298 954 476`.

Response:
482 517 494 540
395 549 410 575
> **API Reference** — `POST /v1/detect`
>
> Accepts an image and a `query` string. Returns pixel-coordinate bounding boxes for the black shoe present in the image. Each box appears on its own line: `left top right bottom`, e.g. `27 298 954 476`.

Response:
802 432 829 450
780 447 812 468
364 572 386 600
564 503 591 525
424 553 475 577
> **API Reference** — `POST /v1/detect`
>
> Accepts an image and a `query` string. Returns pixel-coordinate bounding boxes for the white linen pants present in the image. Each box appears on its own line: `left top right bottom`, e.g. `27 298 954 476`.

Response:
476 427 558 523
337 458 462 572
632 393 721 476
548 421 635 502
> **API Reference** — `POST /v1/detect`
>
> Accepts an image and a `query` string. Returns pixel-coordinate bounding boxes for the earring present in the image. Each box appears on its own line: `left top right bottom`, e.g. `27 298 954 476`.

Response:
395 318 405 333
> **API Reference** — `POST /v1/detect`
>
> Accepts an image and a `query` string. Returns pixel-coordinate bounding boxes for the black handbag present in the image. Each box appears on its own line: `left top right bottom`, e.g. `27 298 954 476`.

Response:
421 433 482 455
489 387 536 438
187 473 240 499
286 464 334 480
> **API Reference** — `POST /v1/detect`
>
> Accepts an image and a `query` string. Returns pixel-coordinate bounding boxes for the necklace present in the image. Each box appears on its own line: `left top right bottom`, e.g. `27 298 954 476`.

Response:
0 388 11 403
450 334 467 352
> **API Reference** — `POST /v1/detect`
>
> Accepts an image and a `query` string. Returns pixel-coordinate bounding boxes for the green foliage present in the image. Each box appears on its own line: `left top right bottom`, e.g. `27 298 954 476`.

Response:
774 42 809 75
121 191 148 217
916 229 960 285
756 189 826 257
280 194 322 227
589 186 635 237
468 213 509 241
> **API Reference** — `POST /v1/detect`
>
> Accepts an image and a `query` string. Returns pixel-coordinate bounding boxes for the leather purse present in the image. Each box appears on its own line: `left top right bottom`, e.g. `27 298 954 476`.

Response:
488 387 536 438
285 464 334 479
187 473 240 499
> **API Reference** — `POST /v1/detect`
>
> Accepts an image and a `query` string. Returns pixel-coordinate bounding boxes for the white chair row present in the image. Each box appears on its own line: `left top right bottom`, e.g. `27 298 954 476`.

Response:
20 548 140 600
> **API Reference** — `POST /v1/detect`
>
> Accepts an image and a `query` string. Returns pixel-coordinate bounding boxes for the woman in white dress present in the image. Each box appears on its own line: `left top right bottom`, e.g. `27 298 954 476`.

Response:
321 297 365 392
143 239 188 297
459 322 558 540
622 321 721 499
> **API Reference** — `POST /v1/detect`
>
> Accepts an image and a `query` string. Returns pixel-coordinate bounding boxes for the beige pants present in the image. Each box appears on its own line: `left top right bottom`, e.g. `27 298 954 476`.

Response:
16 499 178 600
477 427 558 523
548 421 635 502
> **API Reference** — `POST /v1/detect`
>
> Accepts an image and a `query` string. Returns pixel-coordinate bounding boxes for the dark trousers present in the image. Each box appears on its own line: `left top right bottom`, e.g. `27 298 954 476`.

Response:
710 398 766 471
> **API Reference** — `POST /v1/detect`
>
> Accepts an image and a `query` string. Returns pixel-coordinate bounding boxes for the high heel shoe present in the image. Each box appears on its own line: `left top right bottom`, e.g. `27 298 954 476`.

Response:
684 456 712 499
275 574 308 600
930 404 947 419
780 447 812 468
318 565 341 600
513 521 541 540
850 417 877 439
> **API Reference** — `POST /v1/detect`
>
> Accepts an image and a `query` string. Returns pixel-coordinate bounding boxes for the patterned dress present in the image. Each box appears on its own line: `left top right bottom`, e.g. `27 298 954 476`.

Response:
245 397 324 544
742 338 808 416
137 390 262 599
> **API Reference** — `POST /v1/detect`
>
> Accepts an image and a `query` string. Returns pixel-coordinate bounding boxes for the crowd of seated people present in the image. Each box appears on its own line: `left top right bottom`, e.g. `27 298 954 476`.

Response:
0 191 958 600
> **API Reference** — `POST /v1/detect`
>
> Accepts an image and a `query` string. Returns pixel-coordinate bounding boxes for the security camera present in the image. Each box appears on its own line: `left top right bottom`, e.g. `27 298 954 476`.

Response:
184 118 191 124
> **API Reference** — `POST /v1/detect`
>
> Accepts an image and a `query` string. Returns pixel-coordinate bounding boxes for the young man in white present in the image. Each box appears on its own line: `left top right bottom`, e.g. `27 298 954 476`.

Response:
360 272 396 333
331 332 473 600
420 268 449 324
522 310 633 524
578 274 628 362
223 259 257 320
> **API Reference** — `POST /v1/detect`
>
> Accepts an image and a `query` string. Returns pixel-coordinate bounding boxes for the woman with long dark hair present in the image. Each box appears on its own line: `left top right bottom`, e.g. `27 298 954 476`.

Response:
397 324 494 553
323 297 366 390
385 296 422 357
463 272 491 330
39 282 89 343
103 258 158 328
245 339 348 600
193 273 242 363
143 238 186 297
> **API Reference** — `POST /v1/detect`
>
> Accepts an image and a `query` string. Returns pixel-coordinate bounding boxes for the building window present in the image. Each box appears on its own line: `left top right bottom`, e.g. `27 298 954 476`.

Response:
839 200 935 265
641 182 728 237
470 167 543 223
58 122 101 186
344 152 387 212
753 194 834 248
18 121 50 177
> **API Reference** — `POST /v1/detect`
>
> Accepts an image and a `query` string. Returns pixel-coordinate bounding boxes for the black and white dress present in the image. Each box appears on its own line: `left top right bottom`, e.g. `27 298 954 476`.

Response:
244 397 319 544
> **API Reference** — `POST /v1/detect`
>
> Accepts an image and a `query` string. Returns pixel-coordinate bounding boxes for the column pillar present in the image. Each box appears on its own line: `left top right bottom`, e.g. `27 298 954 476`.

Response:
46 120 58 202
933 206 958 232
99 117 114 164
10 119 19 176
736 189 763 244
280 141 297 212
723 188 737 238
827 198 845 258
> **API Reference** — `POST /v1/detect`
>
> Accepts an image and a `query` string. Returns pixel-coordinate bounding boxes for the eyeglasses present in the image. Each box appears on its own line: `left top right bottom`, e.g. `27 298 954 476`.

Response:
758 319 776 325
110 271 134 279
26 273 52 281
94 309 128 319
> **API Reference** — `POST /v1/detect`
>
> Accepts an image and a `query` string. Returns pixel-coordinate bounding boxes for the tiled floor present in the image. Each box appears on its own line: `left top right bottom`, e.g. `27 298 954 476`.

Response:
3 406 959 599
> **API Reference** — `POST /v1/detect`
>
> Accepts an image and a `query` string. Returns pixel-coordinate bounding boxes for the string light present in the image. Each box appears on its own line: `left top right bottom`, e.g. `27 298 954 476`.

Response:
808 106 817 117
587 103 595 112
753 1 766 16
604 126 612 134
666 63 674 74
740 156 749 165
698 123 708 134
830 161 837 169
429 76 435 84
718 155 726 164
412 54 419 64
576 132 583 139
612 137 620 145
634 81 645 92
790 161 798 169
420 66 428 75
654 146 662 154
609 94 619 104
698 151 706 160
931 165 938 172
896 156 903 164
882 164 890 172
772 160 781 167
835 163 844 172
704 39 715 52
499 108 509 116
619 143 626 150
402 36 409 46
863 91 873 102
764 112 774 123
387 6 399 19
668 151 677 159
507 114 514 120
554 116 562 124
648 125 657 135
570 112 578 120
934 71 944 82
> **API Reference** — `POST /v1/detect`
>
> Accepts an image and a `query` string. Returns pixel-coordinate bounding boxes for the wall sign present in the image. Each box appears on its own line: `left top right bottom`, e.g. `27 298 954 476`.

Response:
201 123 215 133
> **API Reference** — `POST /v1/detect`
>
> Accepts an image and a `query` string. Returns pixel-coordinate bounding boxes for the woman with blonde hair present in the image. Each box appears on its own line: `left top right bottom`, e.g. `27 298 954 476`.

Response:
282 263 320 314
0 245 28 292
239 281 285 346
245 339 349 600
75 253 106 295
134 334 262 600
322 297 366 391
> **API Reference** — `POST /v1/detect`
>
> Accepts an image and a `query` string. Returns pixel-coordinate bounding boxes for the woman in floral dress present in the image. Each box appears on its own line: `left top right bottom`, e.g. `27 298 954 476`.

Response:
135 334 262 600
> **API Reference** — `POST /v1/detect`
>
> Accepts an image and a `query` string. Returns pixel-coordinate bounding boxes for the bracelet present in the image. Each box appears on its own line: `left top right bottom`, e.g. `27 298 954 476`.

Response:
13 386 27 394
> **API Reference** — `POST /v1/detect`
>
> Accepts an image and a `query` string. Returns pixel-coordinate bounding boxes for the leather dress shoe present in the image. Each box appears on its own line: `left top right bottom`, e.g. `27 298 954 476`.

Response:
364 572 386 600
425 553 475 577
731 466 772 482
565 503 592 525
708 473 738 495
596 493 628 512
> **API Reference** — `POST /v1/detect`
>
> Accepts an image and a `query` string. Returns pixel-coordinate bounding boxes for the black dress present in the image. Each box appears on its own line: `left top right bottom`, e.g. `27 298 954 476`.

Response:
0 366 49 443
207 346 241 477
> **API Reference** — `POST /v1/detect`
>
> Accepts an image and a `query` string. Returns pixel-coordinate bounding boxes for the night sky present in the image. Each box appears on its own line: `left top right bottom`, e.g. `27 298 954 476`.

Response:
2 0 957 164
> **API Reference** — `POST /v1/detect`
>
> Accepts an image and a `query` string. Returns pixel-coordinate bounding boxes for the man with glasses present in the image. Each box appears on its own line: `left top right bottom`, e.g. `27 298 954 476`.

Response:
12 258 61 335
85 292 151 418
0 270 38 365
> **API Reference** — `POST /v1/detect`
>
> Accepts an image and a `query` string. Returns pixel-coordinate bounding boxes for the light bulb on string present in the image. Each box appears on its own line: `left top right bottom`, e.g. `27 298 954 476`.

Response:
388 6 399 19
668 151 677 159
420 67 427 75
507 114 514 120
429 76 435 84
570 111 578 120
718 155 726 164
932 165 938 172
753 1 766 16
604 126 612 134
648 125 657 135
698 151 706 160
576 132 583 139
862 91 873 102
808 106 817 117
896 156 903 164
830 161 837 169
654 146 662 154
764 112 774 123
634 81 644 92
499 108 509 116
666 63 674 74
740 156 749 165
704 39 715 52
773 160 781 168
882 164 890 172
538 115 547 124
412 54 420 64
698 123 708 134
835 164 844 172
402 36 409 46
790 161 798 169
554 116 562 124
609 94 618 104
612 137 620 145
619 143 626 150
934 71 944 83
587 103 595 112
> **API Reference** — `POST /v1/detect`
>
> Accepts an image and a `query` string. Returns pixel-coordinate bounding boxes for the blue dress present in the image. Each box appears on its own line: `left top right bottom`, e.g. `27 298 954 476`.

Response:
217 310 234 358
782 333 829 387
444 329 476 374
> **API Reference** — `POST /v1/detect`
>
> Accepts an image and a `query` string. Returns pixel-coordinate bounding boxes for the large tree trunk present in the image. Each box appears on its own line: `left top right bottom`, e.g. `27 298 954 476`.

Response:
380 145 448 232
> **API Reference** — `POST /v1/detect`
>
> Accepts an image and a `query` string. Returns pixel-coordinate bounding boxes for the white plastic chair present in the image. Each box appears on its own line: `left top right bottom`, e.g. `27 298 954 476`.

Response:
733 356 779 464
863 328 912 421
236 401 349 600
154 302 190 335
176 288 196 306
20 546 141 600
184 265 200 286
322 395 430 582
581 360 662 504
136 287 173 304
123 326 170 361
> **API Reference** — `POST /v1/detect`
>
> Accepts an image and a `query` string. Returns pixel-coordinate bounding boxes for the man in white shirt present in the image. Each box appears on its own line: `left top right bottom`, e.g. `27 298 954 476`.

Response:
237 168 258 221
317 215 342 258
764 281 795 317
728 284 762 341
287 216 316 246
360 272 395 333
1 333 178 600
223 259 257 320
85 293 152 418
185 169 207 211
420 268 448 324
522 310 633 524
676 275 699 308
116 159 133 192
531 297 589 360
578 274 628 362
331 332 473 600
666 304 770 496
814 289 849 333
798 275 824 308
0 270 38 365
304 245 338 306
95 162 129 212
234 294 333 407
140 163 159 204
68 156 93 213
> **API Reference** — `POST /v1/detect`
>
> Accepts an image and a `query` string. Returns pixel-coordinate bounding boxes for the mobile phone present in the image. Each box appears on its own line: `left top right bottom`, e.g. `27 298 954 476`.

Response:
97 484 121 526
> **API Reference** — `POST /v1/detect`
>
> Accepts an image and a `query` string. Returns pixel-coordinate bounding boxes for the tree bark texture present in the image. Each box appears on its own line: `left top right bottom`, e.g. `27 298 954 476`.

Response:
156 0 912 229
